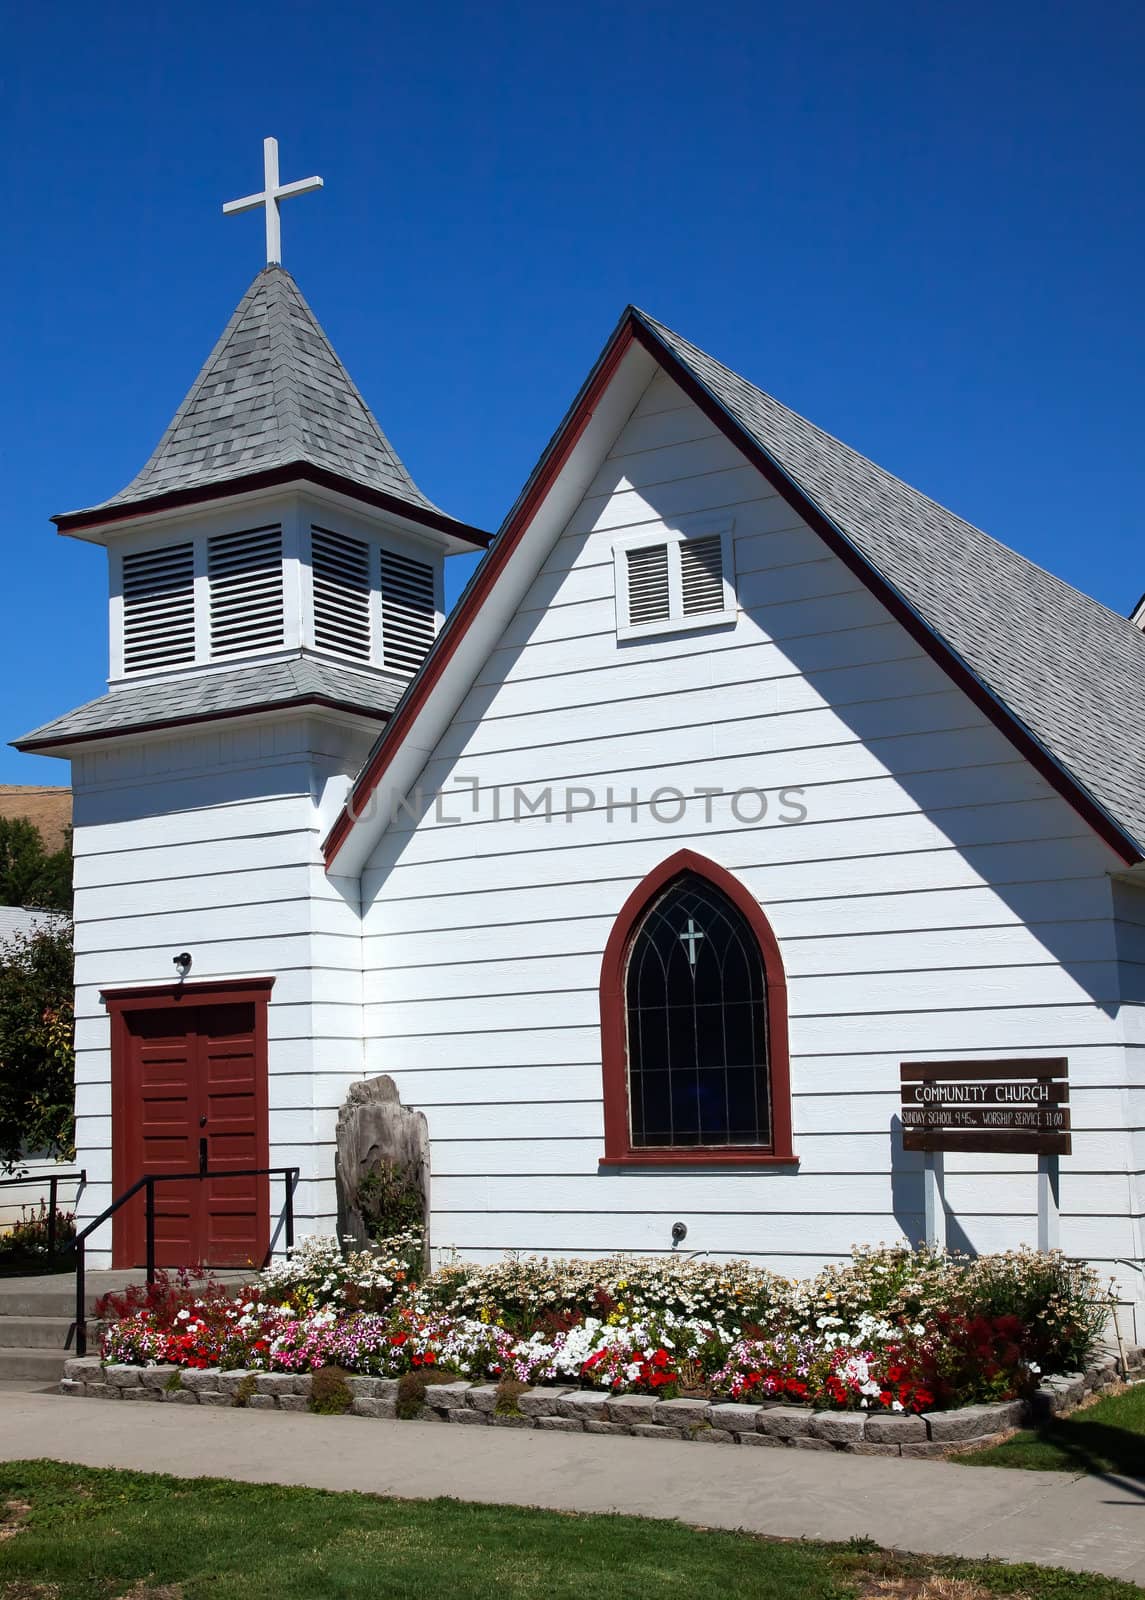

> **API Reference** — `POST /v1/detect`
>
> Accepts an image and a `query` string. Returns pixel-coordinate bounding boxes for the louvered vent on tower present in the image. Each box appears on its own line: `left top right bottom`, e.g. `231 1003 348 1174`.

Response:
207 525 284 658
680 534 725 615
311 527 372 661
380 549 436 674
122 543 196 674
625 544 671 627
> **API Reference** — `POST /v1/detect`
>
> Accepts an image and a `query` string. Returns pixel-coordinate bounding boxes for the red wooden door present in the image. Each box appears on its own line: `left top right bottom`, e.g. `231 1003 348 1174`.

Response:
108 983 271 1269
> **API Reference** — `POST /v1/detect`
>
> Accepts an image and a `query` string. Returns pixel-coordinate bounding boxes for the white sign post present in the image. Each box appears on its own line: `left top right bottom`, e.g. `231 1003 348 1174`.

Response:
923 1149 946 1250
1037 1154 1061 1252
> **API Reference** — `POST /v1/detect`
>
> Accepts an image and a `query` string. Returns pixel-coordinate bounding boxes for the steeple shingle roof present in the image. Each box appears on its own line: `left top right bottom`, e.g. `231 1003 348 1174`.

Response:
55 266 487 546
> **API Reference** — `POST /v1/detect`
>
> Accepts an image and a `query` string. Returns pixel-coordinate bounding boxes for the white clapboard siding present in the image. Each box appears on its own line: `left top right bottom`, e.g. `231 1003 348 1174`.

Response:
374 934 1119 1004
466 615 925 720
379 790 1074 887
367 882 1114 963
433 657 961 768
365 844 1114 943
359 376 1135 1289
68 716 376 1264
428 1169 1122 1218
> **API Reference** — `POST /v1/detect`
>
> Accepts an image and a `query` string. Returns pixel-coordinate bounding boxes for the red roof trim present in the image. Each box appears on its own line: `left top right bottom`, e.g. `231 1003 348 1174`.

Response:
323 308 1141 873
53 462 492 550
322 319 639 867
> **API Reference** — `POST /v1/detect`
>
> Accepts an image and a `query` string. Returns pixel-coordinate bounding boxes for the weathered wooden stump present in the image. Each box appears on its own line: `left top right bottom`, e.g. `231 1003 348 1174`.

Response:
334 1075 429 1251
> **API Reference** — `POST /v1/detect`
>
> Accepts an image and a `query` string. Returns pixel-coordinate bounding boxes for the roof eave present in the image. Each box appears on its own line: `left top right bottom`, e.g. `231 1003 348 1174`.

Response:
52 462 492 552
13 693 392 755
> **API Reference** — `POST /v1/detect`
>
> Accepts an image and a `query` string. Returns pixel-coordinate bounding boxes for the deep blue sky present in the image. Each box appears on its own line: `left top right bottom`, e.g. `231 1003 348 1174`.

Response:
2 2 1142 784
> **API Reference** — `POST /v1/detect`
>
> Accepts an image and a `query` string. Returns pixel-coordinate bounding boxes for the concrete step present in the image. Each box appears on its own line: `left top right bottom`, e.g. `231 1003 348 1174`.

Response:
0 1347 69 1382
0 1285 87 1318
0 1315 74 1350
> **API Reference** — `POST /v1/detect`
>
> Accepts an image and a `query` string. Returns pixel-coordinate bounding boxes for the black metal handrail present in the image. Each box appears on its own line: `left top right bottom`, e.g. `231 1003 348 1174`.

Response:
73 1165 298 1356
0 1169 86 1259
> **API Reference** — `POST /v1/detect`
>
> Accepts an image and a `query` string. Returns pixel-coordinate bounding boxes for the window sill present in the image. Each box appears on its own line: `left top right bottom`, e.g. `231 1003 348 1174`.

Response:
599 1150 799 1169
616 608 737 643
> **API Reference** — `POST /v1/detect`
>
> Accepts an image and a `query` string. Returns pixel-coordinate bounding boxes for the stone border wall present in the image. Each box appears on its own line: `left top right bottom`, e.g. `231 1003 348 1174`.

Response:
58 1345 1139 1459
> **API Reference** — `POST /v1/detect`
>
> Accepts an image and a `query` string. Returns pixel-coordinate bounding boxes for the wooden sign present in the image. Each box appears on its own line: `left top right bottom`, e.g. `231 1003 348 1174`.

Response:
899 1059 1070 1155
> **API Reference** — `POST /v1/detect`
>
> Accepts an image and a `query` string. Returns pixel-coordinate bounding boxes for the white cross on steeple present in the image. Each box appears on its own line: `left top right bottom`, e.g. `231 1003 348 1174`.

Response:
678 917 705 969
222 137 323 266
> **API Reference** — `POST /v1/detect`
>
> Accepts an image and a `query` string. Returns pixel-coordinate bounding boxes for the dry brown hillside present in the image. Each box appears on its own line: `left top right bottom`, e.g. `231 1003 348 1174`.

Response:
0 786 72 850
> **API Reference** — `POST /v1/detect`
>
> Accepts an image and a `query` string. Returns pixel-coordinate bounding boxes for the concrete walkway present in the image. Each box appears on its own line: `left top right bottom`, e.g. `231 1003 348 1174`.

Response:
0 1392 1142 1585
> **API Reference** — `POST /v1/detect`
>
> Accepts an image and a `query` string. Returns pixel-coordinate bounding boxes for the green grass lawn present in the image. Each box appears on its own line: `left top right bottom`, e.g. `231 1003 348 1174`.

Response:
956 1384 1145 1477
0 1461 1140 1600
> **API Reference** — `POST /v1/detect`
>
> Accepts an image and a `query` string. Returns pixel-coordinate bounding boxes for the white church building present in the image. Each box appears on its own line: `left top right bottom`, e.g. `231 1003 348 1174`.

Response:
16 158 1145 1330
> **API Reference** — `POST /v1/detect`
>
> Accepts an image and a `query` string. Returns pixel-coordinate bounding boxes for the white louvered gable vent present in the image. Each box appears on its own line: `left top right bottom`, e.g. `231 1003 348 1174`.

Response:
122 543 196 673
207 525 284 658
380 548 436 674
625 545 671 627
312 526 371 661
680 534 725 615
615 525 735 640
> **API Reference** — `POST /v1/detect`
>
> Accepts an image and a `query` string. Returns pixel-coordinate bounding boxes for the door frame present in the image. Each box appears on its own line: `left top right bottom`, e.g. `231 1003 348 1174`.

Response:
103 978 274 1269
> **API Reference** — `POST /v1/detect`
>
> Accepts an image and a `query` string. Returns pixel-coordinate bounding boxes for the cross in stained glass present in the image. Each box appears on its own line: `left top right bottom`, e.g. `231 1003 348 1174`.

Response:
678 916 705 969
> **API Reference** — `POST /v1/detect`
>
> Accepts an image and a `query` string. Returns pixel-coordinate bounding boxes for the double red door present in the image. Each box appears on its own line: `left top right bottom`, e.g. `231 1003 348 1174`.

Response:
109 986 270 1268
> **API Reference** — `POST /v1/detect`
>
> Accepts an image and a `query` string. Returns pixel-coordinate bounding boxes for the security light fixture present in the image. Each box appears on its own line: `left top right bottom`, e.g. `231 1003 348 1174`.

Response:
173 952 192 977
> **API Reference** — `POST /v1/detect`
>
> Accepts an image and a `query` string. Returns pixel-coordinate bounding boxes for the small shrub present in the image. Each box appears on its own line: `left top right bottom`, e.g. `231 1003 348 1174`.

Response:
495 1377 528 1416
357 1160 424 1242
164 1370 183 1394
0 1204 75 1261
962 1249 1107 1373
396 1371 427 1420
231 1374 257 1408
308 1365 353 1415
95 1266 241 1325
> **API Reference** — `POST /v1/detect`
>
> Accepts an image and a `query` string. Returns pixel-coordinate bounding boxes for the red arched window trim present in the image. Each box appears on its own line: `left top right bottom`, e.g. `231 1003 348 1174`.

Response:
599 849 796 1168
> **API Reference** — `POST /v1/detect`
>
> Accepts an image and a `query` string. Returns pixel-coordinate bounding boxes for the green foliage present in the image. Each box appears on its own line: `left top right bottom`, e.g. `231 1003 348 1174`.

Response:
0 922 75 1166
0 1203 75 1263
308 1364 353 1415
164 1369 184 1394
396 1370 427 1418
356 1158 424 1242
494 1376 528 1416
963 1250 1109 1373
230 1374 258 1408
0 1459 1140 1600
0 816 72 913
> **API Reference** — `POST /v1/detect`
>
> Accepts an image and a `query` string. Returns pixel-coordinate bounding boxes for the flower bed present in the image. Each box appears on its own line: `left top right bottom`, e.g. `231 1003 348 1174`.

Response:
89 1236 1110 1417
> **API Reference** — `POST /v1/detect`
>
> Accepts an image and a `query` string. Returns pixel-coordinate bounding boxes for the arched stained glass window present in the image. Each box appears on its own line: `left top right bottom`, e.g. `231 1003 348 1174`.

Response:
599 850 794 1165
625 873 770 1147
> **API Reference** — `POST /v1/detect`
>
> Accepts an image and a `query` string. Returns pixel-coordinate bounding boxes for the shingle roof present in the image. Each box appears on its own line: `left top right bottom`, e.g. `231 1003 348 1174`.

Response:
0 907 67 944
59 266 444 522
634 309 1145 859
13 657 404 750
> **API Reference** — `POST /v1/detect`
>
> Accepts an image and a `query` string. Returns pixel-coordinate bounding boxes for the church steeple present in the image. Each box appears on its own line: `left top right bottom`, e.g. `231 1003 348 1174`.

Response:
16 144 489 755
54 265 483 548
